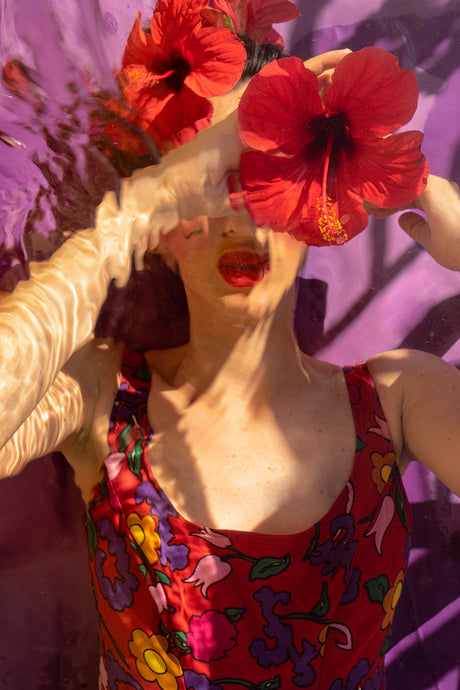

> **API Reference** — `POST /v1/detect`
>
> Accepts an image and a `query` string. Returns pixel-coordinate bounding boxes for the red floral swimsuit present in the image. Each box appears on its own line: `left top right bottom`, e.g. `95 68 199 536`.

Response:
85 349 412 690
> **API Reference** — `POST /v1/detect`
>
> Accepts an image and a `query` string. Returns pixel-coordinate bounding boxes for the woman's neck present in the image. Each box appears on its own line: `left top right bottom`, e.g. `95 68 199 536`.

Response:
171 285 310 413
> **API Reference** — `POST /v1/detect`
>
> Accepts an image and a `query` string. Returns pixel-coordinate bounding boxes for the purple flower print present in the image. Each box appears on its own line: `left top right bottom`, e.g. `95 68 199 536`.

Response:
184 670 222 690
251 587 317 688
362 665 384 689
183 555 232 599
187 610 237 661
365 495 395 556
94 517 139 610
309 514 357 579
136 482 189 571
106 650 142 689
340 567 361 605
330 658 370 690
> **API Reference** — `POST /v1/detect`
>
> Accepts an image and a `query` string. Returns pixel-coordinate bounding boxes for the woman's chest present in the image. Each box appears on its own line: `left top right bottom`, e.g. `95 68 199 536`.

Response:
146 394 357 535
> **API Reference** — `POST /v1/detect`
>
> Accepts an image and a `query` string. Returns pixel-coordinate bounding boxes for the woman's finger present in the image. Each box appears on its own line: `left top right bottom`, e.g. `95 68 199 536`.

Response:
303 49 351 75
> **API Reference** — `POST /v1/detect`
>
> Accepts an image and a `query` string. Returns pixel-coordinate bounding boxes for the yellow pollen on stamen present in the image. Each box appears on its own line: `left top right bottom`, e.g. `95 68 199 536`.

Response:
317 129 348 245
317 196 348 245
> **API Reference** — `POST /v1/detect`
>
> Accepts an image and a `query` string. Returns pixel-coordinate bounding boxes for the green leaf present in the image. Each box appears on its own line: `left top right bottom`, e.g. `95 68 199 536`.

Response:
364 575 390 604
250 554 291 581
224 15 236 32
154 569 172 587
225 607 246 623
173 630 191 655
311 583 330 618
139 564 147 580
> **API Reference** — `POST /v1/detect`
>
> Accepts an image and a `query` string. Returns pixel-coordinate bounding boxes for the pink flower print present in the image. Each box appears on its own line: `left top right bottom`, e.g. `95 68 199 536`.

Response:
99 656 109 689
187 610 238 661
368 413 391 441
183 555 232 599
104 452 125 481
365 495 395 556
189 527 233 548
148 583 168 614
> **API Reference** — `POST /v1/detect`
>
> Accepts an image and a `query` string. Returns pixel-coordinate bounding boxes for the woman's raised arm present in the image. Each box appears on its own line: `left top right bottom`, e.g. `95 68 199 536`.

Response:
369 175 460 497
0 112 243 463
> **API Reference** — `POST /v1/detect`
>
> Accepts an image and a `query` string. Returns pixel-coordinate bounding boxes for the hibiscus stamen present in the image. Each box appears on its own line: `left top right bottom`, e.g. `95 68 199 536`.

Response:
317 130 348 245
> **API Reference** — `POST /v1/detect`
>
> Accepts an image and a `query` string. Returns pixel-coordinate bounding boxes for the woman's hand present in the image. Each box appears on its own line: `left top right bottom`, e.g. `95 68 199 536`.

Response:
116 48 353 274
398 175 460 271
116 111 242 275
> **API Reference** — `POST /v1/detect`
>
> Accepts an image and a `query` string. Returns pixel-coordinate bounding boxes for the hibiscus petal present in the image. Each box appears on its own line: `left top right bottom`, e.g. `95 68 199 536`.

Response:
247 0 300 28
147 86 213 151
292 175 368 246
200 7 231 28
151 0 207 44
346 131 429 207
240 151 313 230
324 47 419 138
207 0 247 33
239 57 324 154
251 27 285 48
122 13 158 68
183 27 246 97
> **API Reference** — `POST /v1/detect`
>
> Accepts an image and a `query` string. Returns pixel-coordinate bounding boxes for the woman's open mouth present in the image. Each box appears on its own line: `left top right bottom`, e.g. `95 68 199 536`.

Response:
218 250 270 287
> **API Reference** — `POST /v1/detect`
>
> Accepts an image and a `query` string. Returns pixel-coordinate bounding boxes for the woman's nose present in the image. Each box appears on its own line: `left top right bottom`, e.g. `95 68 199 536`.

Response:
220 215 267 244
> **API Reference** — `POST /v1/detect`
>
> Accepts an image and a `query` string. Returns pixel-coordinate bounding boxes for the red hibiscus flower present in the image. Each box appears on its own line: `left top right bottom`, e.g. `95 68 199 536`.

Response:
203 0 300 48
90 93 152 162
115 0 246 152
238 48 429 246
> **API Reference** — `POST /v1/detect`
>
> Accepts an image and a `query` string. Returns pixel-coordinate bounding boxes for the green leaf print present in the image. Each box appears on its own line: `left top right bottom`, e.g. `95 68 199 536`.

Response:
159 619 170 641
85 512 98 560
154 569 172 587
380 628 392 656
173 630 192 655
364 574 390 604
260 676 282 690
135 363 151 382
118 424 132 452
128 442 143 479
356 435 365 452
225 607 247 623
302 523 321 561
311 582 330 618
249 554 291 581
395 483 408 530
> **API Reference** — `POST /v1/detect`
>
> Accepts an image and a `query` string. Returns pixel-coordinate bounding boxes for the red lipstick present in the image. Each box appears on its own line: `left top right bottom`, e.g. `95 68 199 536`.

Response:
218 250 269 287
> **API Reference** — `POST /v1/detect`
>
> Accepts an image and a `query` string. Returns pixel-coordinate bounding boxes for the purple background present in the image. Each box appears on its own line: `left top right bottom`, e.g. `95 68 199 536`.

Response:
0 0 459 687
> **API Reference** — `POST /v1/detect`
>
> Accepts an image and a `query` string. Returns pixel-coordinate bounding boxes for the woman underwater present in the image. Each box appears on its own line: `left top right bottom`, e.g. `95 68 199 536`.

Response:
1 6 460 689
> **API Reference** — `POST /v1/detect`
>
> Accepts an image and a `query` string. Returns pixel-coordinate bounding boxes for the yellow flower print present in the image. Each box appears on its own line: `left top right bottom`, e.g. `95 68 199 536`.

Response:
127 512 161 564
318 625 328 657
381 569 405 630
129 629 183 688
371 452 395 494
